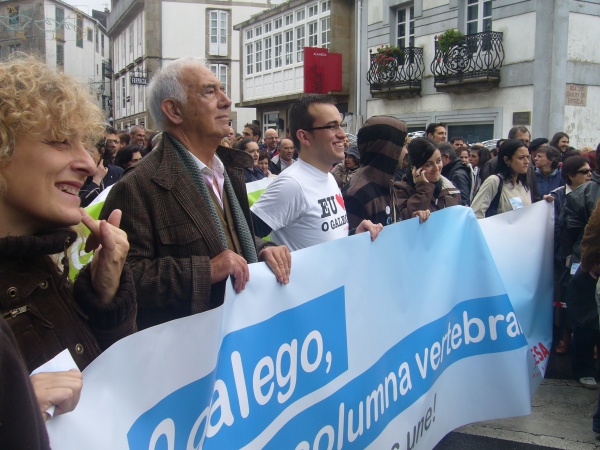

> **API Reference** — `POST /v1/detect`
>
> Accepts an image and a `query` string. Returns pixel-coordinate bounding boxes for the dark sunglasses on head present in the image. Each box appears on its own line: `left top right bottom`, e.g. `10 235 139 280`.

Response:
577 169 592 174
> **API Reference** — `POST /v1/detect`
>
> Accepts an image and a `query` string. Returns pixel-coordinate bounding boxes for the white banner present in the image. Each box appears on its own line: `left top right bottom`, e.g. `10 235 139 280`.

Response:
47 203 553 449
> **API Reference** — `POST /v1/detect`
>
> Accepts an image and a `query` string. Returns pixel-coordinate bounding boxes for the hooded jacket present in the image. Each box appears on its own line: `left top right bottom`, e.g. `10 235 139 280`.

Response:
394 173 462 220
342 116 407 228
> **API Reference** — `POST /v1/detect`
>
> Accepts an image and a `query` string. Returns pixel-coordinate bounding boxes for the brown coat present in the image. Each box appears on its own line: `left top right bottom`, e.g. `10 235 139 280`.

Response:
0 229 137 372
100 133 272 329
580 197 600 272
394 175 462 221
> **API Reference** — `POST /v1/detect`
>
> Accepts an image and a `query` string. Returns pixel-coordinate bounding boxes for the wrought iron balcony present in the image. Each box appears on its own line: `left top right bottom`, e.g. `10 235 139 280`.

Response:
367 47 424 97
431 31 504 90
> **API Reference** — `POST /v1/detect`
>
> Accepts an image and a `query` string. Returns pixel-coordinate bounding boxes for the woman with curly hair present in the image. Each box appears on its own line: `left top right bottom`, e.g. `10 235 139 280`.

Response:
0 57 136 434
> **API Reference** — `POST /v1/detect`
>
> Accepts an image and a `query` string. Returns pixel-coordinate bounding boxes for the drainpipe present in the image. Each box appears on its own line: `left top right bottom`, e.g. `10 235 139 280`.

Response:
354 0 362 135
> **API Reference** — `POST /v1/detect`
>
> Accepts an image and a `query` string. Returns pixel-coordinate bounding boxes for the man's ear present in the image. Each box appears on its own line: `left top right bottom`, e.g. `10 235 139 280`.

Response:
296 129 310 147
161 99 183 125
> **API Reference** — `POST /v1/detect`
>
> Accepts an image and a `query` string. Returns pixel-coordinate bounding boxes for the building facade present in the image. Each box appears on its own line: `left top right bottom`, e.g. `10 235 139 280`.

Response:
0 0 110 116
107 0 278 132
362 0 600 147
236 0 355 138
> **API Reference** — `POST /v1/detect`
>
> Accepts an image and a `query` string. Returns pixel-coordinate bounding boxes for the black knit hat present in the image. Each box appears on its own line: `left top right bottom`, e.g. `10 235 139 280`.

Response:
529 138 548 151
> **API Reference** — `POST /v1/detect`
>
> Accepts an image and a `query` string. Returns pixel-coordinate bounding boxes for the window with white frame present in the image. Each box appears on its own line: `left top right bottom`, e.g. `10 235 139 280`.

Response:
396 5 414 48
274 33 282 68
296 26 305 62
210 64 228 94
242 5 331 75
122 34 126 65
138 16 143 52
263 112 279 132
129 25 133 53
210 10 228 56
246 43 253 74
255 40 262 72
264 37 272 70
285 30 293 65
115 79 120 117
466 0 492 34
121 78 126 110
308 21 318 47
138 83 144 109
130 79 135 113
321 17 330 49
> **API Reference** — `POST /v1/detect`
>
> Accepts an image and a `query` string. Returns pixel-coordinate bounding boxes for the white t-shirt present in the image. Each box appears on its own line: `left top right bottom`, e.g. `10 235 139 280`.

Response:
251 158 349 251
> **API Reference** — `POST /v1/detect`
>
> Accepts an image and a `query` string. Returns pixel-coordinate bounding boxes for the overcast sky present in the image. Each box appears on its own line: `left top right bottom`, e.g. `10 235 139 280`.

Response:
62 0 111 15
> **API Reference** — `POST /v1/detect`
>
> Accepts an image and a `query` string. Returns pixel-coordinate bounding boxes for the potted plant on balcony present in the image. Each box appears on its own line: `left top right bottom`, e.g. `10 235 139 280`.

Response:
373 45 404 79
437 29 465 53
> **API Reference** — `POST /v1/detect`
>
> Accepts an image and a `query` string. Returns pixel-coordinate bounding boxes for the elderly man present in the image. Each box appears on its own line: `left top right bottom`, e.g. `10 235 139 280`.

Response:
269 138 295 175
251 94 382 252
130 125 146 147
263 128 280 158
100 57 291 329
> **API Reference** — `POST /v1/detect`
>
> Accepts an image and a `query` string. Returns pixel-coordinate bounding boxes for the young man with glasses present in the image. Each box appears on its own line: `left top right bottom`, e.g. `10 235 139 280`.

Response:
251 94 382 251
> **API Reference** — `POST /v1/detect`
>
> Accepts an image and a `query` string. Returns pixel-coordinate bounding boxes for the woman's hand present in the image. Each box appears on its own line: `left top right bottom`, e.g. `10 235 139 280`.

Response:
81 208 130 304
30 370 83 420
543 194 554 203
412 209 431 223
412 167 428 184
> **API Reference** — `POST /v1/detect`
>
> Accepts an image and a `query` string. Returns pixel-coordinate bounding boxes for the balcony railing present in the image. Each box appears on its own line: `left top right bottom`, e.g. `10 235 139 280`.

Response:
367 47 424 93
431 31 504 87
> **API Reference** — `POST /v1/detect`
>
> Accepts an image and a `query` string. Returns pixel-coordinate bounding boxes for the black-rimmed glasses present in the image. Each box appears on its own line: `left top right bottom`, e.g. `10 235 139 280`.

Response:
304 124 343 132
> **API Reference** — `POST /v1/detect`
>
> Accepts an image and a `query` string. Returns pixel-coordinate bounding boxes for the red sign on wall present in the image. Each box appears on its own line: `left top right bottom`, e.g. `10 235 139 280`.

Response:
304 47 343 94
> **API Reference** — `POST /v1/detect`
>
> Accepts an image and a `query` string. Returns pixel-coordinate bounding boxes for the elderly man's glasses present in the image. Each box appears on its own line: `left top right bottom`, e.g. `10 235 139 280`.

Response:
304 124 343 132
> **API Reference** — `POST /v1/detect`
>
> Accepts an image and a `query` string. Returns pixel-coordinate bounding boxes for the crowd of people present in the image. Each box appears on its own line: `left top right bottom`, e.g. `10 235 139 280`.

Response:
3 54 600 447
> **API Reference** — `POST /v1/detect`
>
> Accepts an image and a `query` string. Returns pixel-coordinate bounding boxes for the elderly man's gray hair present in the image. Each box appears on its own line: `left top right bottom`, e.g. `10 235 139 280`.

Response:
147 57 205 130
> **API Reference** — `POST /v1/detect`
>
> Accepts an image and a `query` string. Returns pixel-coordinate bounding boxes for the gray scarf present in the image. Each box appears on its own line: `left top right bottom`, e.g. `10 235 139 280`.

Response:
169 134 258 264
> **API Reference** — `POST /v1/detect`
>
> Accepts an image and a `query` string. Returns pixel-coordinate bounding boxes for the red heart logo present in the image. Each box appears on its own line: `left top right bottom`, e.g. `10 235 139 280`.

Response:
335 194 345 210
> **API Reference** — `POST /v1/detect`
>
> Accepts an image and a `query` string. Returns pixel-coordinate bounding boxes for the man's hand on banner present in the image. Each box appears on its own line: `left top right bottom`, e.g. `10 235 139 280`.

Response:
355 219 384 241
413 209 431 223
259 245 292 285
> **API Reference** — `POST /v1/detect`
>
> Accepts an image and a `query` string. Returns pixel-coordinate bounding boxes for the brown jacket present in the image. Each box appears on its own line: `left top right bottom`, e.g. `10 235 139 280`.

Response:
100 133 272 329
0 229 137 372
0 317 50 449
394 175 462 221
580 197 600 272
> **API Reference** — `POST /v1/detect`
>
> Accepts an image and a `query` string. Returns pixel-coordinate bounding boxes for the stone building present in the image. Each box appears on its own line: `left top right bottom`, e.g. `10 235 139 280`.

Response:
362 0 600 147
0 0 110 116
107 0 279 132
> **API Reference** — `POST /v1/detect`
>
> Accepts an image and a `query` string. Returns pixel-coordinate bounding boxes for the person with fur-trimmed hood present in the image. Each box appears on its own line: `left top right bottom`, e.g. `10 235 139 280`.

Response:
395 137 461 223
342 116 407 229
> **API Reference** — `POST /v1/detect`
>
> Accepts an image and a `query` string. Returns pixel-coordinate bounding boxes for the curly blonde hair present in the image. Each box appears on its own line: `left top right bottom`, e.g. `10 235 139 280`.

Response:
0 55 106 195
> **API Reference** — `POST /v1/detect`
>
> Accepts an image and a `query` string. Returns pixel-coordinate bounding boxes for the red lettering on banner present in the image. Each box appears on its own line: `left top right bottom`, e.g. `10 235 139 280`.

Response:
530 342 550 365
